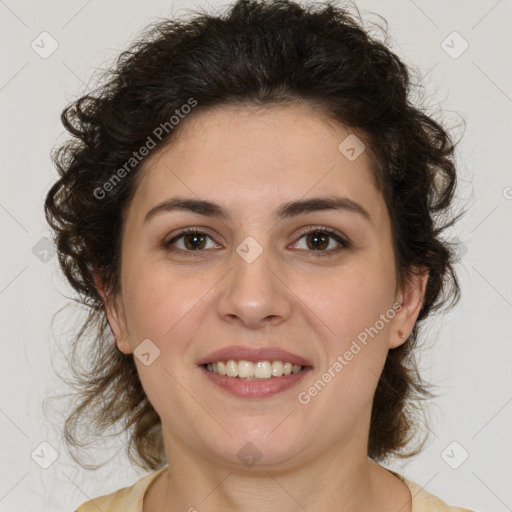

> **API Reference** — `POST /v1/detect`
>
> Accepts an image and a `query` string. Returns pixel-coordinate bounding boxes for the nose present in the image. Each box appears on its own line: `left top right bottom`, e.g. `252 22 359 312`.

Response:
217 243 293 329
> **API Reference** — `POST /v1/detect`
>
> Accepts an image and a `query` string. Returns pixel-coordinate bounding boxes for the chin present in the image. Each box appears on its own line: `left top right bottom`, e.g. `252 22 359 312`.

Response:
204 423 305 470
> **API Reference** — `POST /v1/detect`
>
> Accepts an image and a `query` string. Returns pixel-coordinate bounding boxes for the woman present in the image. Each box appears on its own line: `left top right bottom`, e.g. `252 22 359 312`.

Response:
44 0 475 510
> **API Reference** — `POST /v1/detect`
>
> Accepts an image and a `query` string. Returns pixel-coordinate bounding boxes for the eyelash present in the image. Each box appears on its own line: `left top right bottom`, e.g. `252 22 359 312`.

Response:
163 226 350 258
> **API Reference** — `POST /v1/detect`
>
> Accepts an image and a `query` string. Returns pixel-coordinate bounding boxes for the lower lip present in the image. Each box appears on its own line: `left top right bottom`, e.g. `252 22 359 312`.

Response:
200 365 312 398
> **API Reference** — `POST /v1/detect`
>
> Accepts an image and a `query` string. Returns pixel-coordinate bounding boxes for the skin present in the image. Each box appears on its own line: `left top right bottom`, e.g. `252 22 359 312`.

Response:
98 103 428 512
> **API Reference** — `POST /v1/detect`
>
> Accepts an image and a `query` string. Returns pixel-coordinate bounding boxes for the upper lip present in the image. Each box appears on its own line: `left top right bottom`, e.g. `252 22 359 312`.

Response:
197 345 312 367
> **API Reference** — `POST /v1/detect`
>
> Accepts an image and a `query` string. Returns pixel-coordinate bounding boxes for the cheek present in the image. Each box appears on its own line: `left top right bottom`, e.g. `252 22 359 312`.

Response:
121 266 207 411
308 259 396 347
122 261 216 350
300 274 396 427
317 260 396 400
121 265 183 342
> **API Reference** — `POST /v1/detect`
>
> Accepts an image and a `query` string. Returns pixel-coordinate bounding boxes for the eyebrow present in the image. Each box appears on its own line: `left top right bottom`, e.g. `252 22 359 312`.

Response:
144 196 372 224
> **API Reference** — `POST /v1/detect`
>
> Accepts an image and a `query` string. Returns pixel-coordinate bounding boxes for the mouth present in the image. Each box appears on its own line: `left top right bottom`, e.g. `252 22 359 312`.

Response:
203 360 306 380
197 346 313 398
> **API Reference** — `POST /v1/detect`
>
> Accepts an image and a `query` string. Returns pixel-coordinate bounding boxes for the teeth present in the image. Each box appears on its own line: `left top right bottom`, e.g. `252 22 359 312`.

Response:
217 361 227 376
225 360 238 377
238 360 254 378
255 361 271 379
205 360 304 379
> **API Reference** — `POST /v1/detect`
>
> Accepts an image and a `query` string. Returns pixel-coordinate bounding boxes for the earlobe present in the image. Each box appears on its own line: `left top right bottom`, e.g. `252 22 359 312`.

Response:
390 268 429 349
94 272 132 355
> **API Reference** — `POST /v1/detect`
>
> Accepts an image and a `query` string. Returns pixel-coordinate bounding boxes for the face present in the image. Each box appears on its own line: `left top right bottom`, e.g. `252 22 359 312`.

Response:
102 104 427 470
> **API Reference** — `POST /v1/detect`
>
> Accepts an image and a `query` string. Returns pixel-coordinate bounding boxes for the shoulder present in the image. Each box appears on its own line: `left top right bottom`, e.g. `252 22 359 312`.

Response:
74 466 168 512
392 471 477 512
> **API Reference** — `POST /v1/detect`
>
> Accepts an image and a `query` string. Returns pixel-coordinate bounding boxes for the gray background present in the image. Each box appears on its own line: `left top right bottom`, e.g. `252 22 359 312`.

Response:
1 0 511 510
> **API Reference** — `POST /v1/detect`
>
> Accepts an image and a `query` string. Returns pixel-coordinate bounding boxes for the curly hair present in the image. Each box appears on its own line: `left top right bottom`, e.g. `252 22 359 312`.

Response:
44 0 463 471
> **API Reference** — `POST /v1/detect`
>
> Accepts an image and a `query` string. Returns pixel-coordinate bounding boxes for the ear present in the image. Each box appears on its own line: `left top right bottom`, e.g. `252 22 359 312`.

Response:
389 267 429 349
94 272 132 355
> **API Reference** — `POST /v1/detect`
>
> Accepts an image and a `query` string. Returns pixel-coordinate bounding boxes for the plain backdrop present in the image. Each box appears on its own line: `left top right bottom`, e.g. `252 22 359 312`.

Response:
1 0 511 511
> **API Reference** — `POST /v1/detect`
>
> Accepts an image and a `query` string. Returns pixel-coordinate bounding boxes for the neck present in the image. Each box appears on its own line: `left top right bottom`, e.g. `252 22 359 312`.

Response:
150 436 411 512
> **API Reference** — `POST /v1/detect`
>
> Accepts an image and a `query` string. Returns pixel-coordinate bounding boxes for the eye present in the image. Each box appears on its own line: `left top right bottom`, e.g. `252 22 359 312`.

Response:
164 228 220 254
291 227 350 257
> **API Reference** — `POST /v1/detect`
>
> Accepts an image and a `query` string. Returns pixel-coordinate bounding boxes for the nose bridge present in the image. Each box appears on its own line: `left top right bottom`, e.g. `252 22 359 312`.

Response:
217 234 291 327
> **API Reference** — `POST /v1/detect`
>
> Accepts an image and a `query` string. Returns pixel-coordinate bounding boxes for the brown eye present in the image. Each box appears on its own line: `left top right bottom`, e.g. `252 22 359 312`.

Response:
182 232 207 250
293 228 350 257
305 231 330 250
164 229 219 253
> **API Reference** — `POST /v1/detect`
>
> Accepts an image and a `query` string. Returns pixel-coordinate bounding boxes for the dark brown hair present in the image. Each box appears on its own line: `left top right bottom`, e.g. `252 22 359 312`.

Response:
44 0 463 470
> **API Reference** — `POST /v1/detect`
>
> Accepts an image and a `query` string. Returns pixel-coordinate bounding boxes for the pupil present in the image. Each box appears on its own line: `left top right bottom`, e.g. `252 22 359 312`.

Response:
308 232 328 250
185 233 205 250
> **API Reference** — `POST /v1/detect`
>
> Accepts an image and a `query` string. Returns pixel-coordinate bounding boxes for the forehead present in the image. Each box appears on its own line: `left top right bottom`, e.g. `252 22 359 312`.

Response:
125 103 387 228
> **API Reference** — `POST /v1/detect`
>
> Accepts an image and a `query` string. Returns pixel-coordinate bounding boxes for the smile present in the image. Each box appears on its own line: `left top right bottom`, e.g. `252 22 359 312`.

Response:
204 360 304 380
201 362 311 399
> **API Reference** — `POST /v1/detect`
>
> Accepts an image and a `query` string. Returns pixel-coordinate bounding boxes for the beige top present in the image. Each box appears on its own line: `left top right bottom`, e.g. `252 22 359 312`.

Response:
75 465 475 511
